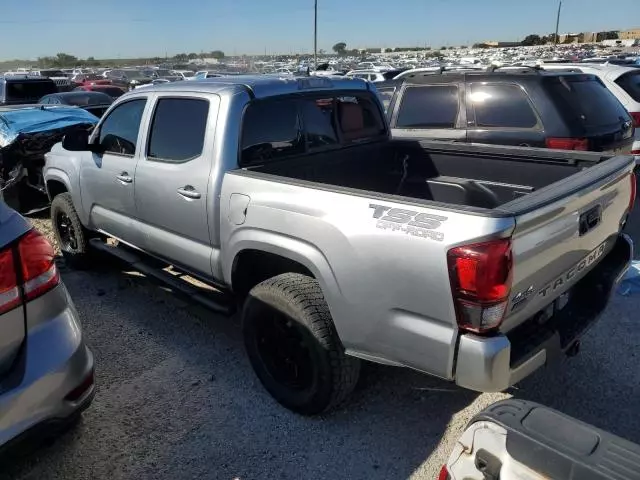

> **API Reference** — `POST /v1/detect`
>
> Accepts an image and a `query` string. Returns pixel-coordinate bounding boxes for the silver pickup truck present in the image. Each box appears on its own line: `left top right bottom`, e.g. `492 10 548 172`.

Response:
43 76 635 415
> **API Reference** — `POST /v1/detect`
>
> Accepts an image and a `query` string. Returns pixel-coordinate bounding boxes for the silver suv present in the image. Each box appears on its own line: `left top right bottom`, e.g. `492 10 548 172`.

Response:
0 201 94 447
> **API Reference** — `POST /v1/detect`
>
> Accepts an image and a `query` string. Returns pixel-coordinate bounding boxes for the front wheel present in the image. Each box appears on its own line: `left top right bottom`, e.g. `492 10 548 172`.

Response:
50 193 93 269
242 273 360 415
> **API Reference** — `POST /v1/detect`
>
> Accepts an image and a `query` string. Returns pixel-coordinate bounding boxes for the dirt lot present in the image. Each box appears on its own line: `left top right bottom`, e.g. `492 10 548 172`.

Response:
2 215 640 480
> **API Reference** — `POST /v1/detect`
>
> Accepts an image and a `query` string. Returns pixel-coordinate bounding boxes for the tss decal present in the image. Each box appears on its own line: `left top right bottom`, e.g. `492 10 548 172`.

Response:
369 204 447 241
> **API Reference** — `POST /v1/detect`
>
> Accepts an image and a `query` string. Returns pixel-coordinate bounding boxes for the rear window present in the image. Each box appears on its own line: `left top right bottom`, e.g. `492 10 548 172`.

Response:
241 99 304 166
615 71 640 103
6 81 57 101
240 94 385 166
395 85 459 128
545 76 630 127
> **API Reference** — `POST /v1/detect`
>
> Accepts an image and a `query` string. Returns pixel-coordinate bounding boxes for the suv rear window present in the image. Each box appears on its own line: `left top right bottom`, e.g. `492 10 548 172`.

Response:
545 76 630 127
6 81 57 102
615 71 640 103
395 85 459 128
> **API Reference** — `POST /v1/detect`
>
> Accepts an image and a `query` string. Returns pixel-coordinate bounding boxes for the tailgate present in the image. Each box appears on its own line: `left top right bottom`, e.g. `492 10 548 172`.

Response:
499 155 635 333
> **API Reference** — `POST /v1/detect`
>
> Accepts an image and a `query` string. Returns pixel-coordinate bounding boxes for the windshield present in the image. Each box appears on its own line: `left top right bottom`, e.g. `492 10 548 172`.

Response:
63 92 113 106
95 86 125 98
123 70 145 77
40 70 65 77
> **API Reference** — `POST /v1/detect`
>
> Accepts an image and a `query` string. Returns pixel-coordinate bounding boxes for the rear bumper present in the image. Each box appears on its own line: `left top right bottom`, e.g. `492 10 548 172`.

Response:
0 283 94 447
454 233 632 393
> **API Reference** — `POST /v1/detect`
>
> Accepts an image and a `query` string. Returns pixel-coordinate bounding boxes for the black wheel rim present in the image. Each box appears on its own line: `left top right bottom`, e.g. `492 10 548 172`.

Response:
254 308 315 391
56 212 78 252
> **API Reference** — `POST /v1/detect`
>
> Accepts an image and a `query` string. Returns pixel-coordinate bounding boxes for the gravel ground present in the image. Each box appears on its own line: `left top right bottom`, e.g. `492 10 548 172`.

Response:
1 213 639 480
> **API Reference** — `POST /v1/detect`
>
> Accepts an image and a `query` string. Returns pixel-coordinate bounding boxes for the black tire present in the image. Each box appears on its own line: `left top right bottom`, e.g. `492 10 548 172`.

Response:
242 273 360 415
50 193 92 269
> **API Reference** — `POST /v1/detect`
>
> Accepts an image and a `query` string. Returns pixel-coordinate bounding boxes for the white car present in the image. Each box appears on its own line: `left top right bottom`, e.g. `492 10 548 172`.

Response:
172 70 196 80
134 78 171 89
539 63 640 154
193 71 224 80
355 62 393 72
345 70 390 82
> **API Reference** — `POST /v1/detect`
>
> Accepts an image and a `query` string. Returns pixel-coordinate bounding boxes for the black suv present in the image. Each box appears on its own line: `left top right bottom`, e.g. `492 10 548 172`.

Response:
380 68 635 153
0 76 57 106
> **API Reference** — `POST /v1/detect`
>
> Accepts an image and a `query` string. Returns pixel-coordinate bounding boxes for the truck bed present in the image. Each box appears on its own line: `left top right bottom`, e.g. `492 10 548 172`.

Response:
246 139 625 213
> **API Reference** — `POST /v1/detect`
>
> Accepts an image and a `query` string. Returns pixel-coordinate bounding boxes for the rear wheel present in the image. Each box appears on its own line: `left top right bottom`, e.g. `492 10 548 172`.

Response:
242 273 360 415
51 193 93 269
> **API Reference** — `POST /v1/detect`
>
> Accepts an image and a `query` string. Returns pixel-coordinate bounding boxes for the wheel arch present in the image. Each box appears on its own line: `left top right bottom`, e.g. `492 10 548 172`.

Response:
225 233 342 303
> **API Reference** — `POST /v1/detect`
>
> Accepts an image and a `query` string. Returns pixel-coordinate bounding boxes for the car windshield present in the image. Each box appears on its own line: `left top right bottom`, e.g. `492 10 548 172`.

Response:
40 70 65 77
95 86 125 98
181 71 194 77
61 92 114 106
123 70 145 77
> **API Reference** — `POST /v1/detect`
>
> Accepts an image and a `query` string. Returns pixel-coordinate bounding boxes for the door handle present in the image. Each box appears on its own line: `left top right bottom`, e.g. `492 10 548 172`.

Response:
177 186 201 199
116 172 133 183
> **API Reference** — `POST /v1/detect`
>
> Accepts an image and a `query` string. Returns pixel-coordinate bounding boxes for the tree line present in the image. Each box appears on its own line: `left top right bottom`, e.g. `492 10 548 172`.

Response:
35 51 226 68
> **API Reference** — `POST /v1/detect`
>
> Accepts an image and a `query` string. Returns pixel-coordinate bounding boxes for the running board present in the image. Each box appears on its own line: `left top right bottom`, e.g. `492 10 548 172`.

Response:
89 239 235 315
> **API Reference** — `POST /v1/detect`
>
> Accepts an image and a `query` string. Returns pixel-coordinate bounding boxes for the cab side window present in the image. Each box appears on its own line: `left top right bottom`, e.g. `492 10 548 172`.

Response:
147 98 209 162
98 99 147 156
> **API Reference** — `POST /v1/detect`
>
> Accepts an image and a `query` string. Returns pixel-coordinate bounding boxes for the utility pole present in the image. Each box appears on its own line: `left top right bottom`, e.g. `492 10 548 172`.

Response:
313 0 318 68
554 0 562 45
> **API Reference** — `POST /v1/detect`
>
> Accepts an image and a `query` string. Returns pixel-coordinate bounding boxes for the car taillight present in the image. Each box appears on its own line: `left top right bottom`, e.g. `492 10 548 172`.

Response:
545 137 589 151
0 229 59 315
630 112 640 128
447 238 513 334
0 248 21 315
18 230 60 303
437 465 450 480
630 172 636 212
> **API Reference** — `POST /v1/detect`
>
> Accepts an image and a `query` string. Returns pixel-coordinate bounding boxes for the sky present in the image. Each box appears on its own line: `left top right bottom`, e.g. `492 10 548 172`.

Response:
1 0 638 60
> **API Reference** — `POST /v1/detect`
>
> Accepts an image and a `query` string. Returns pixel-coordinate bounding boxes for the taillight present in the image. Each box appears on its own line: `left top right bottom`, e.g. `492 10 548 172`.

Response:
447 238 513 334
0 248 21 315
545 137 589 151
630 112 640 128
0 229 59 315
18 230 60 302
437 465 450 480
630 172 636 212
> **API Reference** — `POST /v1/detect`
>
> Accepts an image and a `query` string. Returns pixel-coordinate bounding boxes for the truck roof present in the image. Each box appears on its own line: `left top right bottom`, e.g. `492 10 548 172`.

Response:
141 75 371 99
